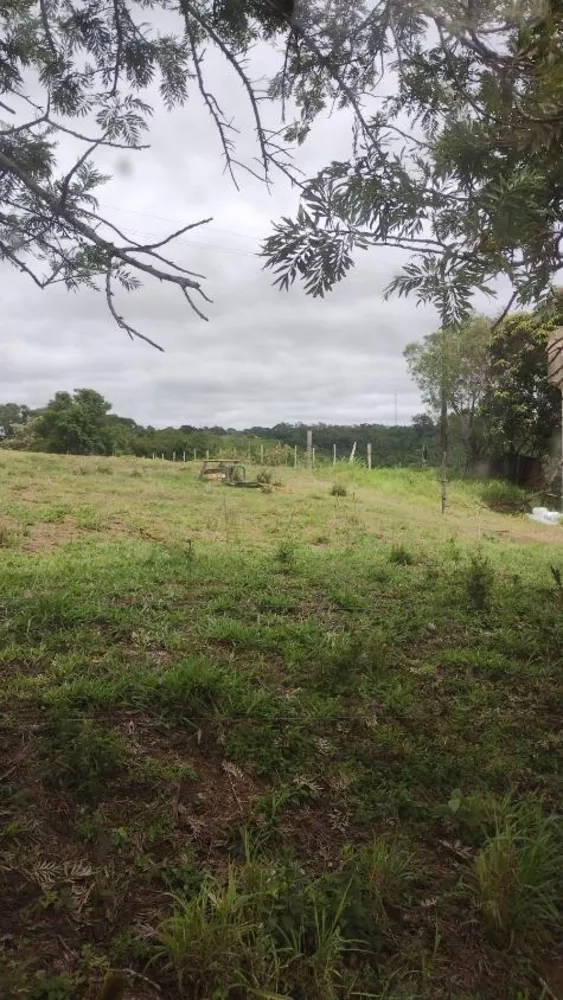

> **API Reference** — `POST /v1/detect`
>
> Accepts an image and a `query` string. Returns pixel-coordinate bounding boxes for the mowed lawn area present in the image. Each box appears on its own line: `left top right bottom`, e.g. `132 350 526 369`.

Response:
0 451 561 1000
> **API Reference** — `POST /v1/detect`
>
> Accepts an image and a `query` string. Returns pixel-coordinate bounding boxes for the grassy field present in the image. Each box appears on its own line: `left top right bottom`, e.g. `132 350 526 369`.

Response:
0 451 561 1000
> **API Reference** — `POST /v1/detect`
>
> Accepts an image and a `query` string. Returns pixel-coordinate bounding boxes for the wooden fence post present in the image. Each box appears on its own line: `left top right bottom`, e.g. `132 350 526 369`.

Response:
349 442 357 463
306 430 313 471
333 444 337 465
367 442 372 469
294 445 297 468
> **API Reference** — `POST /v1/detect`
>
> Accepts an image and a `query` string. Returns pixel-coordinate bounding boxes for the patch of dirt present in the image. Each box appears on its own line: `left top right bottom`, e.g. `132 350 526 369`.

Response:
0 708 266 997
19 518 86 551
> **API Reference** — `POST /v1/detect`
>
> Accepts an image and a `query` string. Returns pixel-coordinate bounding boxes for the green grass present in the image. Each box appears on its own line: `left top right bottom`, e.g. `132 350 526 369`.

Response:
0 450 561 999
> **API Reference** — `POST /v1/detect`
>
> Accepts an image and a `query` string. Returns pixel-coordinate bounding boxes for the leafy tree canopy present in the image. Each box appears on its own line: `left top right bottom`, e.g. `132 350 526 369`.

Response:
404 315 492 463
482 289 563 459
36 388 113 454
2 1 563 344
263 0 563 325
405 292 562 466
0 402 31 434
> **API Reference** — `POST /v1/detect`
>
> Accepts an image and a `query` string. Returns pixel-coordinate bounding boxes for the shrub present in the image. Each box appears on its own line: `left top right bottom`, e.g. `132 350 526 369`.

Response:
388 544 413 566
480 480 535 514
276 541 296 567
465 551 495 611
330 482 347 497
42 712 127 798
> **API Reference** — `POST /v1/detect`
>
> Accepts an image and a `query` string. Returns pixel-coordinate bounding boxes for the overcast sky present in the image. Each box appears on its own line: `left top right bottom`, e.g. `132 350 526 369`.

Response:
0 39 443 429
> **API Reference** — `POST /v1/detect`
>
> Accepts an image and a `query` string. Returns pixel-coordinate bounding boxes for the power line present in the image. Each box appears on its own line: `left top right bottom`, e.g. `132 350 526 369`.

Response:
99 201 263 243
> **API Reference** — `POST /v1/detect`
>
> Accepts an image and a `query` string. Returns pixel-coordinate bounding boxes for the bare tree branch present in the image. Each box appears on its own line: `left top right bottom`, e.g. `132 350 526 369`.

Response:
179 0 272 179
105 267 165 351
185 19 240 189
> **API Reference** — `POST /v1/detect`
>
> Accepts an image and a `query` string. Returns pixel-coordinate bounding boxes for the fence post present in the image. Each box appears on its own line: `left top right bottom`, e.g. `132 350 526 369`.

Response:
306 430 313 471
260 443 264 465
206 449 210 460
349 442 357 463
172 451 176 462
183 451 186 462
152 452 155 460
367 442 372 469
161 453 165 461
333 444 336 465
294 445 297 468
312 447 316 468
193 449 197 461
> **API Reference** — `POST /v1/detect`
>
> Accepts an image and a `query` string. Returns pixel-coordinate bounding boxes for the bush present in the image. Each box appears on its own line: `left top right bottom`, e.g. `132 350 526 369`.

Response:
330 482 347 497
276 541 296 567
465 551 495 611
388 544 413 566
42 712 127 798
480 480 535 514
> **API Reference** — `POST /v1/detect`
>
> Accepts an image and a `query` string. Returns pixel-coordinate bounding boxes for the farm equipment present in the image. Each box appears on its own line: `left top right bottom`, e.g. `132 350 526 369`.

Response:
198 460 261 488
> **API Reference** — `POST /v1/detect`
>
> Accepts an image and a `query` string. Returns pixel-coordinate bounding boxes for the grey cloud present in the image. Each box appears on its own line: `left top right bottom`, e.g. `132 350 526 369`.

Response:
1 48 438 427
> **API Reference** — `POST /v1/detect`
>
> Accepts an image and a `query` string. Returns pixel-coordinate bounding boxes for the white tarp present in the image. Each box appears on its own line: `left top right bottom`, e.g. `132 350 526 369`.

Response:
526 506 563 525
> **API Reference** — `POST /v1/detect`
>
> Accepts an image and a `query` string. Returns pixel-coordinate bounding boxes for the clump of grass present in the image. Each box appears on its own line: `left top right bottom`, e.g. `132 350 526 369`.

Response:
131 467 143 478
257 469 273 484
157 861 363 1000
467 798 563 948
480 480 535 514
136 756 197 787
352 836 416 925
465 551 495 611
96 463 113 475
0 523 16 548
330 482 347 497
157 869 266 997
388 544 413 566
276 540 296 567
42 712 127 798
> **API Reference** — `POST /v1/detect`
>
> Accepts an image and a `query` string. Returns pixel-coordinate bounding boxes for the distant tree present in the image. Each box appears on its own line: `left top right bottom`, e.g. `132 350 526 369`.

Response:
1 415 43 451
482 293 563 462
411 414 435 439
404 316 492 467
36 389 113 455
0 403 32 436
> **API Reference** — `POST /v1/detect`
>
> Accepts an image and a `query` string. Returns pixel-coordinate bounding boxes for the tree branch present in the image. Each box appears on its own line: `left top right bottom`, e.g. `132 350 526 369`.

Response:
179 0 271 179
105 267 165 351
0 147 209 305
185 19 240 189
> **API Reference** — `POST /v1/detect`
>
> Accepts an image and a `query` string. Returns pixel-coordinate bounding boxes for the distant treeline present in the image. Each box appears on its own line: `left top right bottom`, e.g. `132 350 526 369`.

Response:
0 395 441 467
